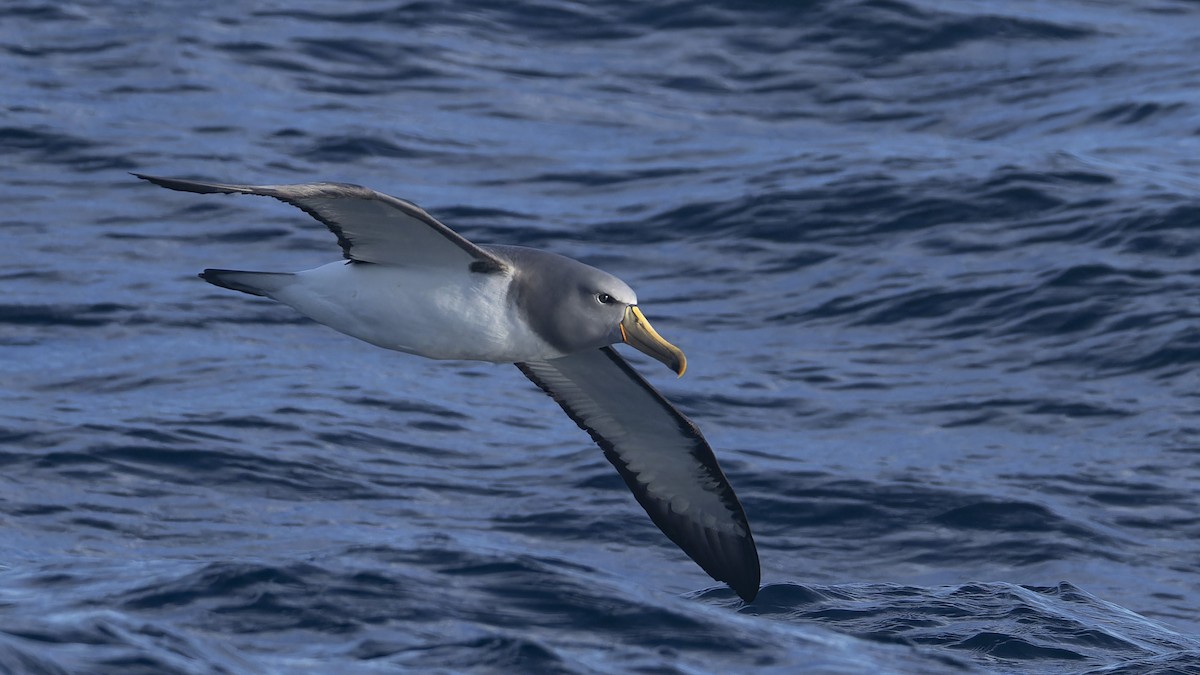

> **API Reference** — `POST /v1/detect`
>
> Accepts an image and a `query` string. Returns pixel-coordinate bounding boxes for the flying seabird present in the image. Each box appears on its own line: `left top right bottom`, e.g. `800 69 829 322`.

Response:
134 173 760 602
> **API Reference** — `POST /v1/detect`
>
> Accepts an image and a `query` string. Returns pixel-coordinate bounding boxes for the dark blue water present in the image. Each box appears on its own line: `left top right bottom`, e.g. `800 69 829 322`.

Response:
3 1 1199 672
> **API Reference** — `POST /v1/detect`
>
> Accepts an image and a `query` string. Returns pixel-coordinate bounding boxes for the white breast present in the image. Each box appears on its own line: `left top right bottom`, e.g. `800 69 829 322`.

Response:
272 261 565 363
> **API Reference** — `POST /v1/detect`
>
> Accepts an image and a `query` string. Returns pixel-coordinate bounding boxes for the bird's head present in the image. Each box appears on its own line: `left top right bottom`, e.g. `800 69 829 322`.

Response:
503 246 687 376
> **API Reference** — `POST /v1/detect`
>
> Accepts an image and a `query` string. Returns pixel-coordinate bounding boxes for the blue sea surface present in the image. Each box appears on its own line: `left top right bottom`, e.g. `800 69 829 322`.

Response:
2 1 1200 672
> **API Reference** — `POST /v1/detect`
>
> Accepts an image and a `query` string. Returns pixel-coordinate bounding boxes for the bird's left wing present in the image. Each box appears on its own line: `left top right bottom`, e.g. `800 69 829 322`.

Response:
517 347 760 602
133 173 505 272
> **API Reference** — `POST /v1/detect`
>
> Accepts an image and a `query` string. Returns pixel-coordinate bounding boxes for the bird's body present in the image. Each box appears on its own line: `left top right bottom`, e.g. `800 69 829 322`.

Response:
136 173 760 602
224 247 586 362
286 260 531 359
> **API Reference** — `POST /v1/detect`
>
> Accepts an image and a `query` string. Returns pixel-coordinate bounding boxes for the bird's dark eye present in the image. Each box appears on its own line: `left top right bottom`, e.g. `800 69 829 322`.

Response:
597 293 613 305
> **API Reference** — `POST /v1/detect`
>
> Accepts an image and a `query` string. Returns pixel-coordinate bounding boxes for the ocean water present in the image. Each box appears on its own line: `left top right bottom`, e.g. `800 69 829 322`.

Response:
2 0 1200 672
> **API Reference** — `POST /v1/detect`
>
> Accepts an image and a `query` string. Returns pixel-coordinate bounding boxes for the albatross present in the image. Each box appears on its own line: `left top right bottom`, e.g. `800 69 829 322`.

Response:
134 173 760 602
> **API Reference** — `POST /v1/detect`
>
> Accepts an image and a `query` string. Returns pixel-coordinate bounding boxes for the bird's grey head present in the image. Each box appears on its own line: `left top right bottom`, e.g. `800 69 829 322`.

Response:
493 245 687 375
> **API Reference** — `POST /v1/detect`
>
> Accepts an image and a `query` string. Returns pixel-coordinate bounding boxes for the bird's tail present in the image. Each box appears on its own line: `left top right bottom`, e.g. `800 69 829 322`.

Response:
200 269 295 298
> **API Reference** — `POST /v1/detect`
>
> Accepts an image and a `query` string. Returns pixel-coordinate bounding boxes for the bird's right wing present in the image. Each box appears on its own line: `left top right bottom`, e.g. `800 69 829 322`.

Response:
133 173 505 273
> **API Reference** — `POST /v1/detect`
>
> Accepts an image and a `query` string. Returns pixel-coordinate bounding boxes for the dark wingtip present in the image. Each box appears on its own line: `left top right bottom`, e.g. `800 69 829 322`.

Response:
741 541 762 602
732 571 760 603
131 172 173 183
716 531 760 602
131 172 181 189
130 173 239 195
